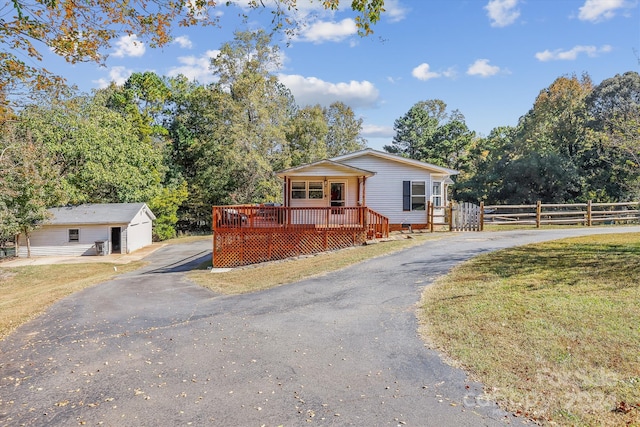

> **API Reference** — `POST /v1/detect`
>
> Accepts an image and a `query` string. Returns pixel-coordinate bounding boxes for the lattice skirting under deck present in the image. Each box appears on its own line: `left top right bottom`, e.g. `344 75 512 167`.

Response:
213 228 366 268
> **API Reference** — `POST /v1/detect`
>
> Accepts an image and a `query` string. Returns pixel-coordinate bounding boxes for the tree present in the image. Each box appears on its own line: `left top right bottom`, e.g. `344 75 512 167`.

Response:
507 74 593 203
207 29 293 203
324 101 367 157
0 127 65 257
148 182 189 241
1 1 387 114
453 126 517 203
585 71 640 200
385 100 474 169
17 94 164 205
286 105 328 167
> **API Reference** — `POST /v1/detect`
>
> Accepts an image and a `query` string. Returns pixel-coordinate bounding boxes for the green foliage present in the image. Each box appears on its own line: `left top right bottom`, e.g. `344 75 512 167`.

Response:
18 95 164 204
324 101 367 157
455 72 640 204
0 126 65 255
385 99 474 169
286 105 328 167
148 181 189 241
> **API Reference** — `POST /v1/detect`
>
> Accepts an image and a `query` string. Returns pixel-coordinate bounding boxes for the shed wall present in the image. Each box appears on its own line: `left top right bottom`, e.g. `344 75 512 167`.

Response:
126 211 153 253
17 224 125 256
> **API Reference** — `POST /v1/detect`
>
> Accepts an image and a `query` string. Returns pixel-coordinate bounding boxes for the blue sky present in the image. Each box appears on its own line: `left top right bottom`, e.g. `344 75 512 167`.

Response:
42 0 639 150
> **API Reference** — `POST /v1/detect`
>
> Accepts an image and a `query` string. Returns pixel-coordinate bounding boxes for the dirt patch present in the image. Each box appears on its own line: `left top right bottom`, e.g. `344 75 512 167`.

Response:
0 269 17 281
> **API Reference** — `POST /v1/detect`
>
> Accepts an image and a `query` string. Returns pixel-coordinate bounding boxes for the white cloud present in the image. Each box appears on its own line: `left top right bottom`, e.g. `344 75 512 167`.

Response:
297 18 358 43
578 0 628 21
93 66 134 88
173 35 193 49
383 0 410 23
411 64 456 81
167 50 220 83
278 74 379 109
485 0 520 27
361 123 395 138
412 63 441 81
112 35 145 58
535 44 613 61
466 59 501 77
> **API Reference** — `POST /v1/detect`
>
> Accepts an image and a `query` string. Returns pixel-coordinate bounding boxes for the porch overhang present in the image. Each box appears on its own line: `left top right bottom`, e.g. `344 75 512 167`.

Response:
276 159 376 179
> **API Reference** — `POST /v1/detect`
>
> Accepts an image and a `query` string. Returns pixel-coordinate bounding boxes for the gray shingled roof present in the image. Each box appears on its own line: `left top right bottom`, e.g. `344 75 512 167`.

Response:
46 203 156 225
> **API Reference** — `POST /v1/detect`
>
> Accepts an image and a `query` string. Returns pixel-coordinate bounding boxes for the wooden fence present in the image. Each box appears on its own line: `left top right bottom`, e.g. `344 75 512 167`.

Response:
479 201 640 230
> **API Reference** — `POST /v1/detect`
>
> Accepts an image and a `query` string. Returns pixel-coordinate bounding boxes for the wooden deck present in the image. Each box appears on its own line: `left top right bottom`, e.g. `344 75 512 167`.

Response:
212 205 389 267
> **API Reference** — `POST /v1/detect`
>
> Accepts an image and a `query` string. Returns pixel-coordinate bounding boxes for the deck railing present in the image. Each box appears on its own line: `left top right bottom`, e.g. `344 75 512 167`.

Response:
213 205 389 235
212 205 389 267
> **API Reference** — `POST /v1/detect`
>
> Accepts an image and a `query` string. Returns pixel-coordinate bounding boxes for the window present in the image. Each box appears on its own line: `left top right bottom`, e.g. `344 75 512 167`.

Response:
291 181 306 199
403 181 426 211
411 182 426 211
291 181 324 199
308 182 324 199
68 229 79 242
432 182 442 207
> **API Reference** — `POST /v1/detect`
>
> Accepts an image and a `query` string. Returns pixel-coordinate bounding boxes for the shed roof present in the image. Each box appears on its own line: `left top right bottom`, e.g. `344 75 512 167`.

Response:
46 203 156 225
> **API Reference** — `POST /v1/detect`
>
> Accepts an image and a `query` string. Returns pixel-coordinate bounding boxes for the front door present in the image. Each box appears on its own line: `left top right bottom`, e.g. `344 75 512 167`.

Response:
111 227 121 254
330 182 345 208
329 182 346 224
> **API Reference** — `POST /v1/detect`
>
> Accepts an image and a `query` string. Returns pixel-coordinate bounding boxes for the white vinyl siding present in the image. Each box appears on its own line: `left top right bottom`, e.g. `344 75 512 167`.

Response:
18 225 115 256
126 208 153 253
340 154 434 225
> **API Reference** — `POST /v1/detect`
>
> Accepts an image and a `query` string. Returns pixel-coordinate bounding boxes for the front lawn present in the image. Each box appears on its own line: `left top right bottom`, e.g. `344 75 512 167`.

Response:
419 233 640 426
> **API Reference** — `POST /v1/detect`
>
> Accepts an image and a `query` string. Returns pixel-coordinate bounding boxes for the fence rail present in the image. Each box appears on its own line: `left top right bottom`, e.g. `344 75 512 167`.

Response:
480 200 640 229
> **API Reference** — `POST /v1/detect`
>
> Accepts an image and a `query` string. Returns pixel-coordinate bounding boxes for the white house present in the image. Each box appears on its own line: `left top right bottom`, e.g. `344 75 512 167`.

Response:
17 203 156 257
276 149 458 231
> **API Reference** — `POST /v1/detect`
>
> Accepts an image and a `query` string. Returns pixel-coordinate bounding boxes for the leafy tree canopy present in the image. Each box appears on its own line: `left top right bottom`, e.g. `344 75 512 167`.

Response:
384 99 475 169
1 0 387 117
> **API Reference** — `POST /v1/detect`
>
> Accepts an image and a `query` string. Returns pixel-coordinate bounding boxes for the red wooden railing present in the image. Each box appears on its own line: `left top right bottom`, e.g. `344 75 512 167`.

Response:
212 205 390 267
213 205 389 237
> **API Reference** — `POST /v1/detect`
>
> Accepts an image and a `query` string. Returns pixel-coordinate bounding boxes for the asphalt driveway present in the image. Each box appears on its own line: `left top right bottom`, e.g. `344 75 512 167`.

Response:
1 227 639 426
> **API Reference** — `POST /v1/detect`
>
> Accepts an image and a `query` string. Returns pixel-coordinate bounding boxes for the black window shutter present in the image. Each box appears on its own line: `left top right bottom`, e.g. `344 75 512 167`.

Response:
402 181 411 211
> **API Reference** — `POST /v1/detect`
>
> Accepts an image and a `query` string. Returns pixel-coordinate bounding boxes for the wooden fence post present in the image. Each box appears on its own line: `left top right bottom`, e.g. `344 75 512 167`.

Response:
536 201 541 228
479 201 485 231
449 203 454 232
587 200 592 226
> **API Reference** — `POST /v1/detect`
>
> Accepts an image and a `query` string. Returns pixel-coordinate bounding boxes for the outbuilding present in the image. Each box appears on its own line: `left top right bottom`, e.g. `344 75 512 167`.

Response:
17 203 156 257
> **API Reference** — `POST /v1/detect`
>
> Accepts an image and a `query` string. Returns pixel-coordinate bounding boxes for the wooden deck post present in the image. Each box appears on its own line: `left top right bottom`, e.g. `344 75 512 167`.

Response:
429 201 435 233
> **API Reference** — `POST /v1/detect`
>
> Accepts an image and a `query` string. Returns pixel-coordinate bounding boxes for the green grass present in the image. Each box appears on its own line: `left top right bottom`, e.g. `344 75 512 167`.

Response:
419 233 640 426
